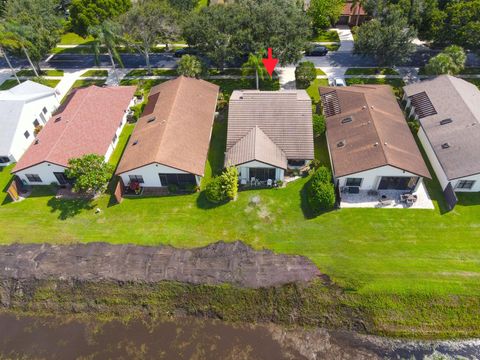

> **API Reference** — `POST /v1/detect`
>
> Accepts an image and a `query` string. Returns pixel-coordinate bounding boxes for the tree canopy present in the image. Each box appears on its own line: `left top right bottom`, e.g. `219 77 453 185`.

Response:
425 45 466 75
354 6 417 66
69 0 131 37
177 55 203 78
307 0 344 31
66 154 114 194
183 0 310 68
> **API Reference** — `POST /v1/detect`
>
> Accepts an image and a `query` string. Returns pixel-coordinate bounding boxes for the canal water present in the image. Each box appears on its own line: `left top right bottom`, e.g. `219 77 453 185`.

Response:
0 313 478 359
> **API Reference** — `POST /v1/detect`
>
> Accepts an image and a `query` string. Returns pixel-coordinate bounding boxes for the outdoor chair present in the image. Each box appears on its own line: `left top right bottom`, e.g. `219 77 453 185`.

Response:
250 177 256 186
267 179 273 187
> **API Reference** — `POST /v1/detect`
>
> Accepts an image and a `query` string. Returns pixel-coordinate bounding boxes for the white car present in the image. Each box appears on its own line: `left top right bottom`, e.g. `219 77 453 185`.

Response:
333 78 346 87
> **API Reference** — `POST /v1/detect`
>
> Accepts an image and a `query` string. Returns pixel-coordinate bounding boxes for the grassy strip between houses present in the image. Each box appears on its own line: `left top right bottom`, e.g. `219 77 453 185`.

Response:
125 69 177 77
345 77 405 99
0 78 60 90
71 79 106 90
1 77 480 338
345 68 399 76
16 69 64 77
80 69 109 78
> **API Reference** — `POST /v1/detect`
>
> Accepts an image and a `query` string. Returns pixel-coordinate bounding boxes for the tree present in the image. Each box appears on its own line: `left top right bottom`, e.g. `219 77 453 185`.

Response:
65 154 114 194
295 61 316 89
354 6 417 66
120 0 178 74
88 21 124 84
307 0 344 31
312 114 326 137
0 23 22 83
3 0 63 74
432 0 480 50
205 166 239 204
183 0 310 68
177 55 203 78
242 52 267 90
69 0 131 37
307 166 335 213
425 45 466 75
167 0 197 13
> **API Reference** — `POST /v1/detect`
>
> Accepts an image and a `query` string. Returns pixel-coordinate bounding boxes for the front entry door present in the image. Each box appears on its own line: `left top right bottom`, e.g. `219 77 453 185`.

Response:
54 172 69 185
378 177 418 191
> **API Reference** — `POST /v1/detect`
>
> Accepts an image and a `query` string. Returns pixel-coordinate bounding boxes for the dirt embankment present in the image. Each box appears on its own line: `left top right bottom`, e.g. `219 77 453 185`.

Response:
0 241 320 290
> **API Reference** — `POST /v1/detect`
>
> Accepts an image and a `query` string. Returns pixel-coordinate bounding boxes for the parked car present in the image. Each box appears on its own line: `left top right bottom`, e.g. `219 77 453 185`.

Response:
305 46 328 57
174 47 198 58
331 78 346 87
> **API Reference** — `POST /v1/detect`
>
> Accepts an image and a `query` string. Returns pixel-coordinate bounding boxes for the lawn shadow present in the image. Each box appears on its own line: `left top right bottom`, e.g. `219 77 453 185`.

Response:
196 191 225 210
47 197 95 220
456 193 480 207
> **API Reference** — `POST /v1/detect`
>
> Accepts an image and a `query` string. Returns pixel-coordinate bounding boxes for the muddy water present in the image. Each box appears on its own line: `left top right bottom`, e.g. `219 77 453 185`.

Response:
0 313 479 359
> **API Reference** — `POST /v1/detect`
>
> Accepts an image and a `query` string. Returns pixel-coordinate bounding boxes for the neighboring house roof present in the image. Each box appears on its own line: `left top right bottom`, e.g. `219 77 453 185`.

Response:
0 81 57 157
13 85 136 173
225 126 287 169
342 1 366 16
404 75 480 180
116 76 219 176
319 85 430 178
226 90 314 167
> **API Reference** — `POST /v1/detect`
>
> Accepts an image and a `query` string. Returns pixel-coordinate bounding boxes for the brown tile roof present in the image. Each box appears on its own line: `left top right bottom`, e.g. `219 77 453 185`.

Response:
226 90 314 167
116 76 219 176
225 126 287 169
319 85 430 178
342 1 366 16
13 85 136 173
404 75 480 180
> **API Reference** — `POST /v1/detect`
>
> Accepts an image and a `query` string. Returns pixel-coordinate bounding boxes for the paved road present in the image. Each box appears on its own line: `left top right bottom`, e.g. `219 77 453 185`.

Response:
0 49 478 70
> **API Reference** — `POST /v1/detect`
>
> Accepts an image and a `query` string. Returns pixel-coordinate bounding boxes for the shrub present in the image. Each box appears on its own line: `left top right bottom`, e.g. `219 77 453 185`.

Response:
205 166 239 203
307 166 335 213
65 154 114 194
129 103 145 122
408 121 420 134
295 61 316 89
177 55 203 78
312 114 326 137
309 159 322 170
168 184 179 194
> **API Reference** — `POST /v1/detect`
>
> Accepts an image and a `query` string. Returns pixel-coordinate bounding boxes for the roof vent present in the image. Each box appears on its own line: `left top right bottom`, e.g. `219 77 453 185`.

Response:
147 117 156 123
374 142 379 147
384 142 388 146
362 106 367 110
440 118 452 126
132 140 139 146
34 139 40 145
341 116 353 124
54 116 62 122
336 140 346 148
441 142 450 149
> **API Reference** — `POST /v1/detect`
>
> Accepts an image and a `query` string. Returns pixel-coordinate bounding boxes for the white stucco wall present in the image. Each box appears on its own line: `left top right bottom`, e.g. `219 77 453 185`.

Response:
104 97 135 162
337 165 421 190
15 162 67 185
237 161 284 182
119 163 201 187
418 127 480 192
1 93 59 166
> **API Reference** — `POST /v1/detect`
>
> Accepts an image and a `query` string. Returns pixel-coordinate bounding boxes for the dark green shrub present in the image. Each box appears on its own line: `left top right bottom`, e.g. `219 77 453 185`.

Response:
205 176 224 203
205 166 239 203
295 61 316 89
311 166 332 184
313 114 326 137
168 184 179 194
309 159 321 170
308 180 336 212
408 121 420 134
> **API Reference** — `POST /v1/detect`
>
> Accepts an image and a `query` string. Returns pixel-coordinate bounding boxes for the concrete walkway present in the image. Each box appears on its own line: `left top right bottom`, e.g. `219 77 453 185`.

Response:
277 66 296 89
333 26 354 53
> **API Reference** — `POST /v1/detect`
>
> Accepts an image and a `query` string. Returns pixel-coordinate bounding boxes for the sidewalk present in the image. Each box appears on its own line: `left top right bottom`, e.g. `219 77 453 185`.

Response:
332 26 354 53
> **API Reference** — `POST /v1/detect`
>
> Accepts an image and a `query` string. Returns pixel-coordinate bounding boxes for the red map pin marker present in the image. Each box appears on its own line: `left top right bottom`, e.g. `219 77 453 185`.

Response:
262 48 278 77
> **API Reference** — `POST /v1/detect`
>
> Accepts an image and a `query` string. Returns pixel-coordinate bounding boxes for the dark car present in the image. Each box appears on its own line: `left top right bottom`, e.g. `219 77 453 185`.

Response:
174 47 198 58
305 46 328 57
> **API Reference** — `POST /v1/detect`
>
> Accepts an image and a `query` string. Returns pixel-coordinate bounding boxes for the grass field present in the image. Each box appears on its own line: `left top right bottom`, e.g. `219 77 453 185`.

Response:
1 76 480 337
345 68 399 76
310 30 340 43
71 79 107 89
0 78 60 90
59 33 94 45
80 69 109 78
125 69 178 77
16 69 64 77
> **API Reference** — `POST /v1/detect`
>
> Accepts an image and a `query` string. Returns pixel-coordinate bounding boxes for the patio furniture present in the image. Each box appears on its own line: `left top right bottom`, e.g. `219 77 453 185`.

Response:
250 177 256 186
378 198 394 207
240 179 247 185
267 179 273 187
368 190 379 196
348 186 360 194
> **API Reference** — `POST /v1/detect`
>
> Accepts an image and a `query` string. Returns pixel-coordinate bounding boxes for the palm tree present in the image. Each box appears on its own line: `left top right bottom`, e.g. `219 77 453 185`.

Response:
88 21 125 84
242 52 267 90
0 25 21 84
350 0 362 27
1 22 39 77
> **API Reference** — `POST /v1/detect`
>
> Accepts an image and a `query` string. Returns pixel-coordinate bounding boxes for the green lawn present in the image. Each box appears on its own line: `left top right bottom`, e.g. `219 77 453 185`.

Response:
1 75 480 338
346 77 405 99
81 69 109 78
0 78 60 90
324 44 340 51
345 68 399 76
125 69 178 77
310 30 340 43
16 69 64 77
71 79 106 89
306 78 329 103
316 68 326 76
59 32 94 45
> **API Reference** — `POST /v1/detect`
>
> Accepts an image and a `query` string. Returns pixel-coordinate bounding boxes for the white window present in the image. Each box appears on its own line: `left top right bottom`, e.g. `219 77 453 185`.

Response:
129 175 144 183
25 174 42 182
346 178 362 187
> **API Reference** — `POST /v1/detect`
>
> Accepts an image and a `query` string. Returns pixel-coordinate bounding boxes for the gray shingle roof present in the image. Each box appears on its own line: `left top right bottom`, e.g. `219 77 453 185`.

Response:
225 126 287 169
404 75 480 180
226 90 314 167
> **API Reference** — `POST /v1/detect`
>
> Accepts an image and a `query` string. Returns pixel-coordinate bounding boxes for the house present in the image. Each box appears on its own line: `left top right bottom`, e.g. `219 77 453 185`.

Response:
319 85 430 193
337 1 367 26
225 90 314 184
115 76 219 190
404 76 480 207
0 81 60 167
12 85 136 185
